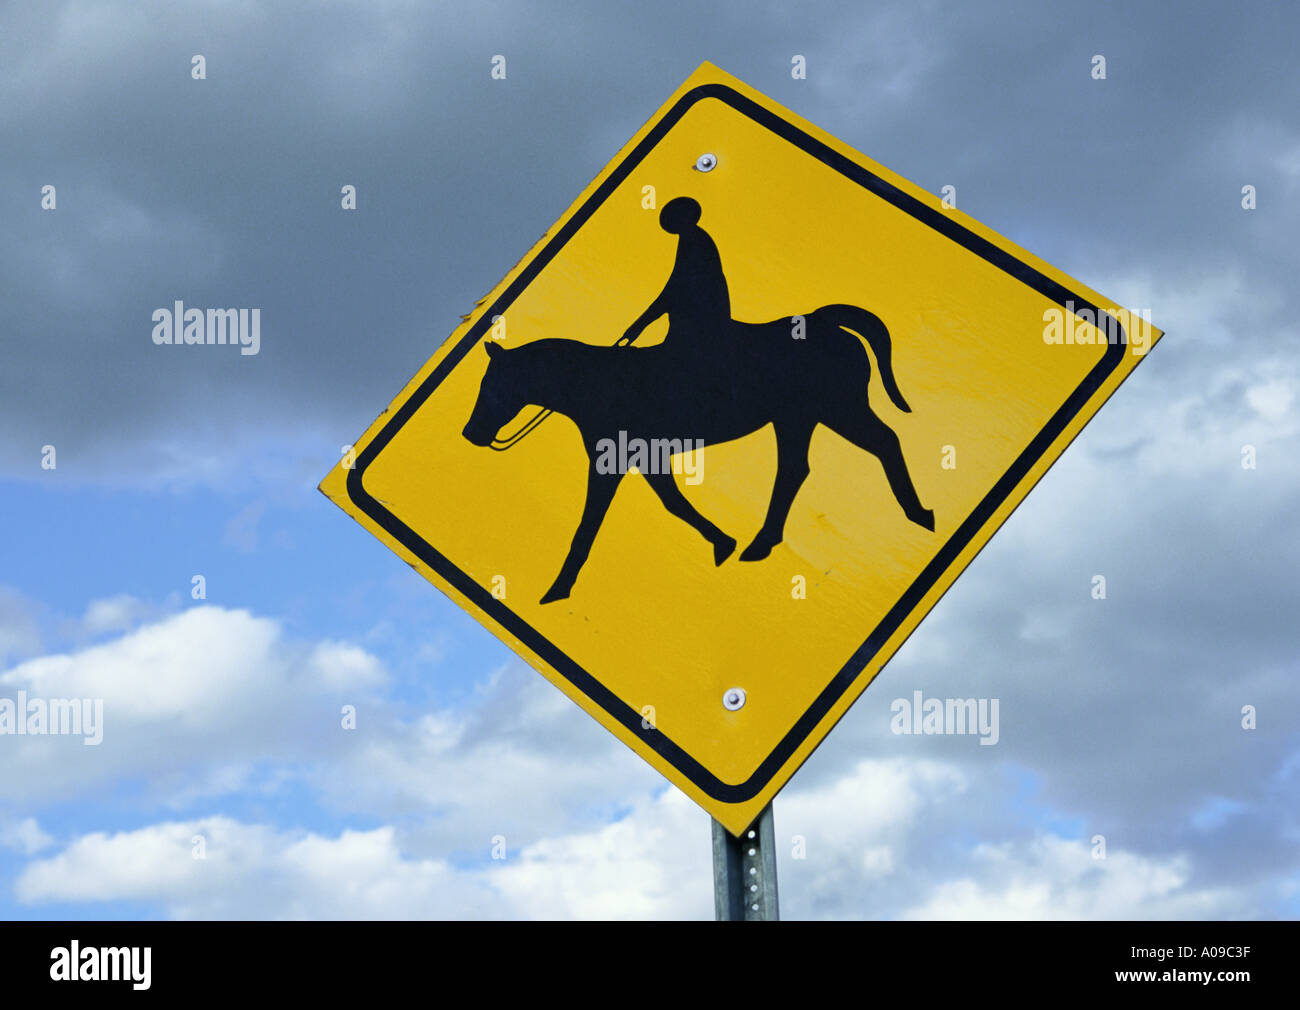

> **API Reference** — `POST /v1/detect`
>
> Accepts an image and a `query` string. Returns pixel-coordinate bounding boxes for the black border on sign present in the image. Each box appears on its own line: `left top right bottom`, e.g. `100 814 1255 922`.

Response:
346 83 1129 804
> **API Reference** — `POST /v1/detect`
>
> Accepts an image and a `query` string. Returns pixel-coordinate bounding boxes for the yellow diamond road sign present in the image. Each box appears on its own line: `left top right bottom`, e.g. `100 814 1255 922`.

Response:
320 63 1162 835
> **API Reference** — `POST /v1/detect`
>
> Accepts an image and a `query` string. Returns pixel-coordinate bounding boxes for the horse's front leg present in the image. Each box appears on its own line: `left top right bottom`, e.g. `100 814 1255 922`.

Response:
642 471 736 565
540 464 623 604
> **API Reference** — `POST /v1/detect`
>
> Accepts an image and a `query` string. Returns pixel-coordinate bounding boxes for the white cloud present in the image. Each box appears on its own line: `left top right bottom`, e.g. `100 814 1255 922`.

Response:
80 594 152 636
1245 377 1294 423
0 599 661 862
490 788 711 920
1 589 1291 921
308 661 666 854
16 816 506 920
10 766 1245 920
14 810 700 919
0 585 42 665
0 607 388 804
0 603 663 860
778 758 966 843
775 758 968 917
0 816 54 856
901 836 1240 920
307 641 387 692
6 607 332 720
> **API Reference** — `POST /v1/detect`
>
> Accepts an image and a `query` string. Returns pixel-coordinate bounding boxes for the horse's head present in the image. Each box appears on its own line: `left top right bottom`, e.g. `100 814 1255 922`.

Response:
463 340 526 446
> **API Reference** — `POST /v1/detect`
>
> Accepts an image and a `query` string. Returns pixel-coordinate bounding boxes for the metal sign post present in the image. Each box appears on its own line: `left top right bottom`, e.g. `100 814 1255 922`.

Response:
712 803 779 920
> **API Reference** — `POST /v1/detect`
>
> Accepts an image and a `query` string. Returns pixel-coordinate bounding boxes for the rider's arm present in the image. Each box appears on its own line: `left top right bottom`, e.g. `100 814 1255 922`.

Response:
621 290 667 345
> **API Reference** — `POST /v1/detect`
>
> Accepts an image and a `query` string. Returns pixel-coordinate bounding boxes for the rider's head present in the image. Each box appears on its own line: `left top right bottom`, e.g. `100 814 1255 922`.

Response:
659 196 702 234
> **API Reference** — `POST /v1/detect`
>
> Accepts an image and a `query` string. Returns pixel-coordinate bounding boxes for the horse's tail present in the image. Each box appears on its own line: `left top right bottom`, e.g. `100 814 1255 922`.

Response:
818 304 912 413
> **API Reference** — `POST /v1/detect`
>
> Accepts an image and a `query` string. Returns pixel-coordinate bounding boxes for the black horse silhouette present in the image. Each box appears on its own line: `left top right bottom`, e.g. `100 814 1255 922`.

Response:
463 199 935 604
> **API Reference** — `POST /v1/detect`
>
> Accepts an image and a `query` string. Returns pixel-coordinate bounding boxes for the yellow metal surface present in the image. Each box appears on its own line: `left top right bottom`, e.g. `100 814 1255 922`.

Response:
320 63 1162 835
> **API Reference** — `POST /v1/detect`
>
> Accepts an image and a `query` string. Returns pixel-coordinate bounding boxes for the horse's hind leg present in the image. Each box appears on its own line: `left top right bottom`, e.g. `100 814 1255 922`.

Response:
642 471 736 565
540 465 623 604
826 409 935 531
740 424 814 561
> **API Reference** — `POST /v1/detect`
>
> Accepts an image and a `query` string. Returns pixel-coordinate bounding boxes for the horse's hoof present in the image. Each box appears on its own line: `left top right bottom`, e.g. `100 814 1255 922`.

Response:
912 508 935 532
539 585 570 605
739 539 775 562
713 535 737 566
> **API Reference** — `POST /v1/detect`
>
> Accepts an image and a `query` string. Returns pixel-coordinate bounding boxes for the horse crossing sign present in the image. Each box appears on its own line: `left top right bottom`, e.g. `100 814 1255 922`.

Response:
320 63 1162 835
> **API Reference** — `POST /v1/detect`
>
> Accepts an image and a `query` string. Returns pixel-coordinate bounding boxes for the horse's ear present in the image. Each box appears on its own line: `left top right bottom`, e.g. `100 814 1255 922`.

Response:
484 340 501 358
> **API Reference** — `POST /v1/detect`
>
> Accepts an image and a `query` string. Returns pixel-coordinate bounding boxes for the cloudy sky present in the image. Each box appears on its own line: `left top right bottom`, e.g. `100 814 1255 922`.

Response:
1 0 1297 920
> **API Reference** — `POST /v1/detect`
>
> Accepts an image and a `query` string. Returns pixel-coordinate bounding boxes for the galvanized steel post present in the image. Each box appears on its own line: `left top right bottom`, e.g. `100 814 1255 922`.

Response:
712 804 779 921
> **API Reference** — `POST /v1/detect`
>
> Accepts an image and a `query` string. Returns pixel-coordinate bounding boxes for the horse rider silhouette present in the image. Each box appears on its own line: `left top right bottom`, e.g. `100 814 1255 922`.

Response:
464 196 936 602
617 197 731 355
490 196 731 451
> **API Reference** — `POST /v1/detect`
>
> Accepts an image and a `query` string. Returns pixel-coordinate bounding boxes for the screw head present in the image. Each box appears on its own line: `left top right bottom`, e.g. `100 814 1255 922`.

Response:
723 687 746 711
695 152 718 172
